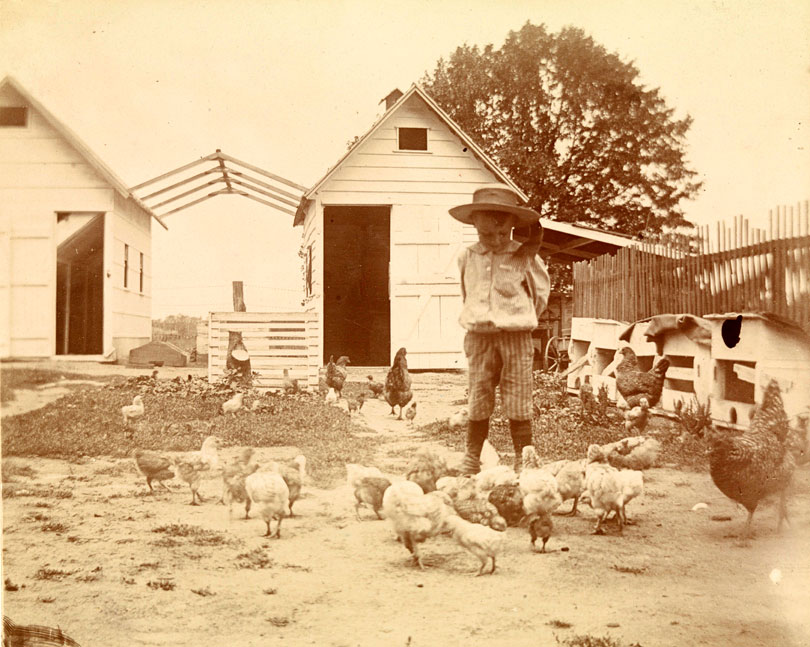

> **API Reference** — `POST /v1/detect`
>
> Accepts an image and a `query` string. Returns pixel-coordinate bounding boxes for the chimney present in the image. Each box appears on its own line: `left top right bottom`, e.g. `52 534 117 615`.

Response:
380 88 404 111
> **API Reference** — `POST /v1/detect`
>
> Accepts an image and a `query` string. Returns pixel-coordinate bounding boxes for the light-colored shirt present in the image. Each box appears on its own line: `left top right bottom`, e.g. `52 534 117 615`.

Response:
458 241 551 333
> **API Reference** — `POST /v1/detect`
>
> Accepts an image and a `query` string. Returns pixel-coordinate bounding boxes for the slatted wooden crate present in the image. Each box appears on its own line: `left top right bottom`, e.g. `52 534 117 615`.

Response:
207 311 319 391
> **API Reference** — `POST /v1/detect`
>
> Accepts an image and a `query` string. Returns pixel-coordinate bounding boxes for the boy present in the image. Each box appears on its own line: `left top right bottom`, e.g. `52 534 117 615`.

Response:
449 184 550 474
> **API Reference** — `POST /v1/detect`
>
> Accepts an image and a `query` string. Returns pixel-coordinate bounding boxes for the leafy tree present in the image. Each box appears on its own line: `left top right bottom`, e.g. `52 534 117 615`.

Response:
421 22 702 237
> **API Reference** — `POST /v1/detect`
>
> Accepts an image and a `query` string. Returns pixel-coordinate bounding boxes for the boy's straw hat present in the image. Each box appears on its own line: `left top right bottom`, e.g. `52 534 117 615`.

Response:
449 184 540 226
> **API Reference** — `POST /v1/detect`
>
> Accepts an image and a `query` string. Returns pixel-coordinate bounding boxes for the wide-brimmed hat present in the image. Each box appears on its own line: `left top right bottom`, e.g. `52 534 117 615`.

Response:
449 184 540 226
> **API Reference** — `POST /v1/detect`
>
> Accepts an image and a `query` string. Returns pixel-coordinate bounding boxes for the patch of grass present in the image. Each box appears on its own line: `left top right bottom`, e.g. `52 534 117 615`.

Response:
34 568 75 581
152 524 233 546
2 378 379 486
137 562 160 571
40 522 69 533
31 501 52 508
4 486 73 500
25 512 49 522
548 620 573 629
2 460 37 482
612 564 647 575
266 616 291 627
281 563 311 572
146 578 175 591
556 635 642 647
191 586 215 597
236 547 274 570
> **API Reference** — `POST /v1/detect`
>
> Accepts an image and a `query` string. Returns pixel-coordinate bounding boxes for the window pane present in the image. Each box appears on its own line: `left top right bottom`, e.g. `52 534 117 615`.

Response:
0 107 27 126
398 128 427 151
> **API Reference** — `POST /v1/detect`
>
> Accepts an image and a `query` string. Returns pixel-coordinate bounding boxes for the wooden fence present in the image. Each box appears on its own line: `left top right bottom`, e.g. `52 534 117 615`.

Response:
573 202 810 329
207 311 319 391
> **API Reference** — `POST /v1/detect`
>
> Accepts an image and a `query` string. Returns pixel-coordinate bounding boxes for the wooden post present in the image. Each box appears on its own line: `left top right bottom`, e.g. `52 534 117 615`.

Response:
226 281 252 383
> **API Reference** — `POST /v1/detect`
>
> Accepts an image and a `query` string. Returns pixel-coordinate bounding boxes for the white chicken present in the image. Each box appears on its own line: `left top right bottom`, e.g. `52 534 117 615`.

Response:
543 458 587 516
270 455 307 516
584 444 626 535
222 460 260 520
121 395 145 426
448 408 469 430
382 480 455 569
346 463 384 489
325 387 339 405
221 392 244 415
197 435 221 470
444 514 506 576
220 446 256 506
615 468 644 524
624 397 650 433
473 465 518 497
245 470 290 537
406 446 449 493
519 446 562 523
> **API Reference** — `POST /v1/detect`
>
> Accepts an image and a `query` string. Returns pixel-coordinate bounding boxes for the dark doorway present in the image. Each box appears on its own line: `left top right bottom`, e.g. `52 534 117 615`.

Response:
56 214 104 354
323 206 390 365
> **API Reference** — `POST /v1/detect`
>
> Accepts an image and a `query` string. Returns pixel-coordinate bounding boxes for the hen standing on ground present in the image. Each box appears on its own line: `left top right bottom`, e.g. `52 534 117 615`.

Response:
706 380 797 540
384 347 413 419
325 355 350 399
614 346 670 408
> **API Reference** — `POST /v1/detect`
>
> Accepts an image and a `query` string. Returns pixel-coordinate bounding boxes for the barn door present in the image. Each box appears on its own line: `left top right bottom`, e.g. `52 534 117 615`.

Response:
323 206 390 366
389 205 468 369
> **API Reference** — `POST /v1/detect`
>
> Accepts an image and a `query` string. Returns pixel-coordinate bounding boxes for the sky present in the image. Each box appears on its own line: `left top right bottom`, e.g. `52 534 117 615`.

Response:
2 0 809 318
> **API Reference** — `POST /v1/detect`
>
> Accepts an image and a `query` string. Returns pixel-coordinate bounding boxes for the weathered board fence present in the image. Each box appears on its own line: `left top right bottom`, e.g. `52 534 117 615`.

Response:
207 312 319 391
573 202 810 331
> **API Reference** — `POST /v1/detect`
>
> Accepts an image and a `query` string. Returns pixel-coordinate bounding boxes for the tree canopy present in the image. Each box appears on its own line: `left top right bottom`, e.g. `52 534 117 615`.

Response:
421 22 702 238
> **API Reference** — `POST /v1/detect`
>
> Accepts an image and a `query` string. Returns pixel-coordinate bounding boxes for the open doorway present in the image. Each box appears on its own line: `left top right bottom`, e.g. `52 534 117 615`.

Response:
56 213 104 354
323 206 390 365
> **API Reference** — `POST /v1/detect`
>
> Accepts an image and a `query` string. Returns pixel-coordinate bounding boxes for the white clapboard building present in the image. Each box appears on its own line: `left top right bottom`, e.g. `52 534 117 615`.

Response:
0 76 166 361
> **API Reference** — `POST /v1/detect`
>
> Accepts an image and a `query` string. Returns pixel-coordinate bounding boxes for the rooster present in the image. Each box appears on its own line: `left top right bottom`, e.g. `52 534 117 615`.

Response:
614 346 670 408
705 380 796 540
325 355 350 399
384 347 412 419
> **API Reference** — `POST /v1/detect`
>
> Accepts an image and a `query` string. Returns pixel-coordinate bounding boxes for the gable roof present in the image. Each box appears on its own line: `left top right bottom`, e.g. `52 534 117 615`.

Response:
1 76 167 230
293 83 527 226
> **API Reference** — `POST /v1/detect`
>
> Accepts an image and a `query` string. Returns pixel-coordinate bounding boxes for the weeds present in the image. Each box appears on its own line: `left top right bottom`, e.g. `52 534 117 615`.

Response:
236 547 274 570
267 616 291 627
612 564 647 575
146 578 176 591
191 586 216 597
2 461 36 482
40 522 69 533
152 524 233 546
556 635 642 647
673 399 712 438
34 568 75 581
548 619 573 628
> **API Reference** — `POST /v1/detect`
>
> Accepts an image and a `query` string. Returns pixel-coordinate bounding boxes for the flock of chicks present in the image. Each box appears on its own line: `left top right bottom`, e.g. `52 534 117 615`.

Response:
122 340 806 577
132 436 308 538
348 437 654 576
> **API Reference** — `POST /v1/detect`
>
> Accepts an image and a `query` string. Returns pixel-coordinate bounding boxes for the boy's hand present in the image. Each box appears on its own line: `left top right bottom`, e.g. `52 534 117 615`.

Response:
514 222 543 257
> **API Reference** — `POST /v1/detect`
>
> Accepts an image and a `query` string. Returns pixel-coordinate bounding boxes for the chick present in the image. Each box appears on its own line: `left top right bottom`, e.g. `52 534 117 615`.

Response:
220 447 255 505
347 394 365 415
487 483 525 527
245 471 290 537
198 435 221 471
174 457 207 505
222 461 260 520
346 463 384 489
325 387 338 405
282 368 299 394
270 455 307 516
122 395 145 426
354 476 392 520
624 397 650 433
529 510 554 552
444 514 506 576
221 392 244 415
132 449 173 493
366 375 384 398
404 401 417 427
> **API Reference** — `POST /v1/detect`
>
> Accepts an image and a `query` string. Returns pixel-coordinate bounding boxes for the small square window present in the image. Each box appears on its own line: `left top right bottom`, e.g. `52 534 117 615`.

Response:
0 107 28 127
398 127 428 151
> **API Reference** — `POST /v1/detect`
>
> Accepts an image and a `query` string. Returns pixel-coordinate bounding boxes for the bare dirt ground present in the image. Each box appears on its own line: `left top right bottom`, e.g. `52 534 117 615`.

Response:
2 363 809 647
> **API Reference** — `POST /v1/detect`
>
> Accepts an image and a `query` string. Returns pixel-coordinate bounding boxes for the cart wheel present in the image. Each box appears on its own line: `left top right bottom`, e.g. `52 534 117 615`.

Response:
544 336 562 372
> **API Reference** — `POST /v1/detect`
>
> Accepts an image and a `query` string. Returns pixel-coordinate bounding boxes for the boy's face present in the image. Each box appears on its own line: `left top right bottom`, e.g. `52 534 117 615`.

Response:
472 211 516 253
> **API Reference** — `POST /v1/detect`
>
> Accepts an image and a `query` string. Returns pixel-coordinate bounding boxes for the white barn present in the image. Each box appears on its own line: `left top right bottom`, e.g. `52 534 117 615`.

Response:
294 84 529 369
0 76 166 361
